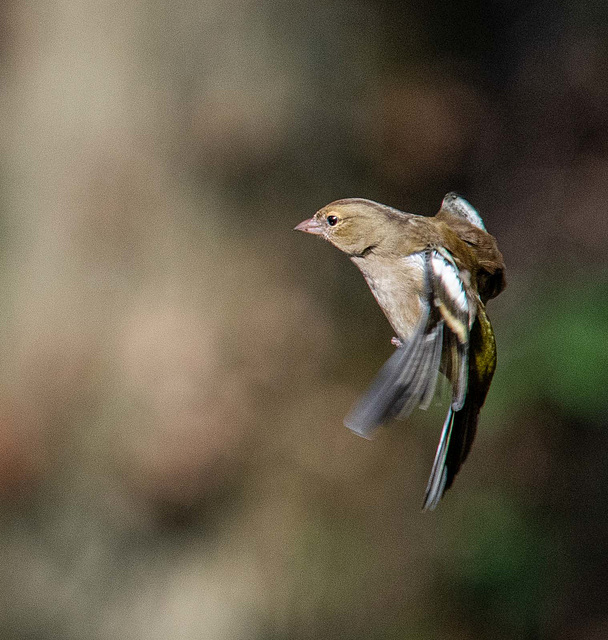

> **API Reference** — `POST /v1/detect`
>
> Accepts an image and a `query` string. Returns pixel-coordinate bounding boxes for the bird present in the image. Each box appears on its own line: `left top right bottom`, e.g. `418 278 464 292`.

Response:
295 193 506 510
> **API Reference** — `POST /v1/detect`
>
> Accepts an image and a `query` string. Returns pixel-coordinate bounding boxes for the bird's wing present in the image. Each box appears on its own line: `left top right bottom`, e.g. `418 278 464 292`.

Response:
345 249 473 438
436 194 506 303
429 249 472 410
344 308 444 438
438 192 486 230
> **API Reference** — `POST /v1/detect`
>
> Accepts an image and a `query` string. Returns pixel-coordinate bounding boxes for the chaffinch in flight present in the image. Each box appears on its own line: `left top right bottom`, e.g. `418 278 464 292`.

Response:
295 193 506 510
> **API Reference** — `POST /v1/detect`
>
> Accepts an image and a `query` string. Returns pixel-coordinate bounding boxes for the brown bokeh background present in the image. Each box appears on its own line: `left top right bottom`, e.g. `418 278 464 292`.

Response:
1 1 607 638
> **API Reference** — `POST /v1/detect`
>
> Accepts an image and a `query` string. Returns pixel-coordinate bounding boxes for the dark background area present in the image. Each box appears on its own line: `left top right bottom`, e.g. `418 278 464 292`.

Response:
0 1 607 638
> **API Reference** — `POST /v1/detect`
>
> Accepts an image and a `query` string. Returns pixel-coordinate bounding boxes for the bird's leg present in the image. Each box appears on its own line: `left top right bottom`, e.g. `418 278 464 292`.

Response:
391 337 403 348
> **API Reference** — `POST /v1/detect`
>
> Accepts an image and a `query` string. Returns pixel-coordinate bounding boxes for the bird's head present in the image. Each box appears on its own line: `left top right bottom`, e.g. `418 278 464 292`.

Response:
295 198 398 257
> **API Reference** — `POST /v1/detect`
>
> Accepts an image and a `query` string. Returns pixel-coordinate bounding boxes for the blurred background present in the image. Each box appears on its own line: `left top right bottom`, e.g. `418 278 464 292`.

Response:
0 1 607 638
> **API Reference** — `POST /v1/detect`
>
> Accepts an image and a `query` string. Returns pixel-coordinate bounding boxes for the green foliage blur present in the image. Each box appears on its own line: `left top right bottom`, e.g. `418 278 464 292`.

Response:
0 1 607 639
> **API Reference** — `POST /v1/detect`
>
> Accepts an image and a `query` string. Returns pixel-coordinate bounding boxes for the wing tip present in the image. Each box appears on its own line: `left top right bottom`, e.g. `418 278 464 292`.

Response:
440 192 486 231
343 416 377 440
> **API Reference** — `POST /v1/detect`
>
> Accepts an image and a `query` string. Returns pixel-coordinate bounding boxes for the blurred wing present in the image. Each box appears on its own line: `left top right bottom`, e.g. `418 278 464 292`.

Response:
344 302 444 438
345 249 473 439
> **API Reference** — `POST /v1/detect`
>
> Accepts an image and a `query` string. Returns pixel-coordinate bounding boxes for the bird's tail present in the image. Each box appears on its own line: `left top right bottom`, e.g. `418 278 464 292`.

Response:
422 308 496 511
422 398 481 511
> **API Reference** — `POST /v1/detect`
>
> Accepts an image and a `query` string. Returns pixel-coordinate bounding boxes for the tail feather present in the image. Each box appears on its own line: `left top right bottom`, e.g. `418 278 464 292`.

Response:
422 389 482 510
422 308 496 509
422 408 454 511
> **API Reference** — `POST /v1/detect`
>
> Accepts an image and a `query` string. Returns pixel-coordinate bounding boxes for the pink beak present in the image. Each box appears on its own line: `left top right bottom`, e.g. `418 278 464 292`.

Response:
294 217 323 235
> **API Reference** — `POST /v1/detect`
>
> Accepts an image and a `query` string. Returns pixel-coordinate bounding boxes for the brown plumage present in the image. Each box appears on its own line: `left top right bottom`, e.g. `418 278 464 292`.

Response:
295 193 506 509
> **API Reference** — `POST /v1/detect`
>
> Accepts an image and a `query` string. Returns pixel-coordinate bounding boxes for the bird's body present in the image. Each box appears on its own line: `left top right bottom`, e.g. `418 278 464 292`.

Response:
353 251 427 339
295 193 505 510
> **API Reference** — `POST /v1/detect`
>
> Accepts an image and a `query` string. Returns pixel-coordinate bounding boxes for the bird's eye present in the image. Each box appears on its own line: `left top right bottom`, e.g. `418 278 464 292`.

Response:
327 215 339 226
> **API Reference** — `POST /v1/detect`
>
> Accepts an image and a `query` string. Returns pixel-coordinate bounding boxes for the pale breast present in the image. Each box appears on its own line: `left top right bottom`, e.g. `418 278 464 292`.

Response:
352 253 427 341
